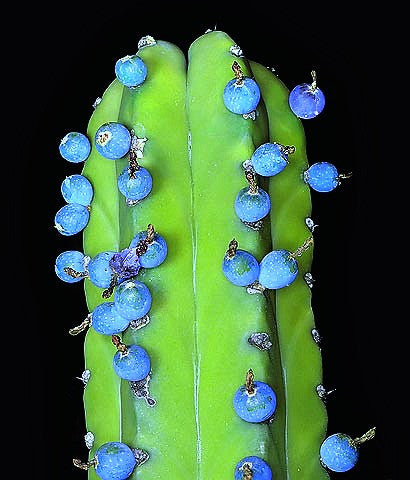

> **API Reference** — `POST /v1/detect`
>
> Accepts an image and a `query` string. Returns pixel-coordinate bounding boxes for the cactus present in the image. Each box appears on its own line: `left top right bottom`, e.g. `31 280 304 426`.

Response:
55 30 373 479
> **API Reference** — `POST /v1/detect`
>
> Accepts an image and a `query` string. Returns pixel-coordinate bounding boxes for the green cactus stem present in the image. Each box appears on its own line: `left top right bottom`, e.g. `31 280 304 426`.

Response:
67 30 330 480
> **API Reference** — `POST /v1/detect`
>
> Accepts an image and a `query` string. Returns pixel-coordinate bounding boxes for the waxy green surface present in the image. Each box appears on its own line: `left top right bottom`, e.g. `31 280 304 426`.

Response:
251 61 329 480
79 30 328 480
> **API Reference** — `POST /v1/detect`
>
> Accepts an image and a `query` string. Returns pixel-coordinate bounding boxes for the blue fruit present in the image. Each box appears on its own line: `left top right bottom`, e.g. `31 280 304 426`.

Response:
234 187 271 223
223 77 261 115
113 344 151 381
54 203 89 236
234 456 272 480
61 174 93 206
251 143 288 177
117 166 152 201
115 55 147 88
59 132 91 163
320 433 359 472
94 442 136 480
233 380 277 423
222 249 259 287
95 122 131 160
88 251 117 288
304 162 339 192
109 248 141 279
129 231 168 268
114 279 152 320
258 249 298 289
92 302 130 335
289 72 325 119
55 250 86 283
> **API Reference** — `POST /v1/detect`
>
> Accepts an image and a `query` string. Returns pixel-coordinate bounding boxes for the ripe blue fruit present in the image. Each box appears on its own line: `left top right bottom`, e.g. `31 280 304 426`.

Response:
222 240 259 287
114 279 152 320
115 55 147 88
94 442 136 480
92 302 130 335
289 71 325 119
88 251 117 288
320 433 359 472
55 250 86 283
59 132 91 163
54 203 89 236
223 61 260 115
234 186 270 223
95 122 131 160
61 174 93 206
258 249 298 289
113 343 151 381
250 143 290 177
233 379 277 423
223 77 261 115
117 166 152 201
109 248 141 279
130 231 168 268
234 456 272 480
304 162 339 192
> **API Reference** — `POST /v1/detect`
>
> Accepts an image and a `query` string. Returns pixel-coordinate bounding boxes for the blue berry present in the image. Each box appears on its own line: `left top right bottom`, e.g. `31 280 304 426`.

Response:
117 166 152 201
320 433 359 472
95 442 136 480
54 203 89 236
114 279 152 320
258 249 298 289
222 243 259 287
59 132 91 163
55 250 86 283
234 187 271 223
113 343 151 381
61 174 93 206
233 380 277 423
234 456 272 480
88 251 116 288
130 231 168 268
115 55 147 88
109 248 141 279
251 143 289 177
304 162 339 192
289 71 325 119
223 77 261 115
92 302 130 335
95 122 131 160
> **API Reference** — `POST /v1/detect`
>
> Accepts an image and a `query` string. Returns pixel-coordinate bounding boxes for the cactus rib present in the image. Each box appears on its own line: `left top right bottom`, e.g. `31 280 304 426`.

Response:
251 60 330 480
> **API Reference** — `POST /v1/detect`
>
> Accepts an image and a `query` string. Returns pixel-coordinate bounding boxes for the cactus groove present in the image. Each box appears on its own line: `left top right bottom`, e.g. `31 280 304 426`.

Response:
77 31 328 479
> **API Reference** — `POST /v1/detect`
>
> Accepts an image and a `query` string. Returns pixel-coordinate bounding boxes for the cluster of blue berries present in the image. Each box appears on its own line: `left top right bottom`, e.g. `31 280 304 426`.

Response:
222 237 305 291
55 132 93 236
55 224 168 390
55 140 93 235
57 224 167 383
55 59 151 238
94 122 153 204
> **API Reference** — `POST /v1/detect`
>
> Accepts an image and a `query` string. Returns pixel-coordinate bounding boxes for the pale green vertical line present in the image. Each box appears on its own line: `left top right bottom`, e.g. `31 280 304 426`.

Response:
187 120 202 478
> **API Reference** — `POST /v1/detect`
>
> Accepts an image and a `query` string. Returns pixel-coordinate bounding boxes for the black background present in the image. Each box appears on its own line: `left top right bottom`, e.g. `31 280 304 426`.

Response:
8 2 399 479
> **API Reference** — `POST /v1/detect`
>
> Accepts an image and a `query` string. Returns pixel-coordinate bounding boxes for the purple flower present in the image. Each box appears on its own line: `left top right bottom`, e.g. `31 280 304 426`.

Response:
109 248 140 279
